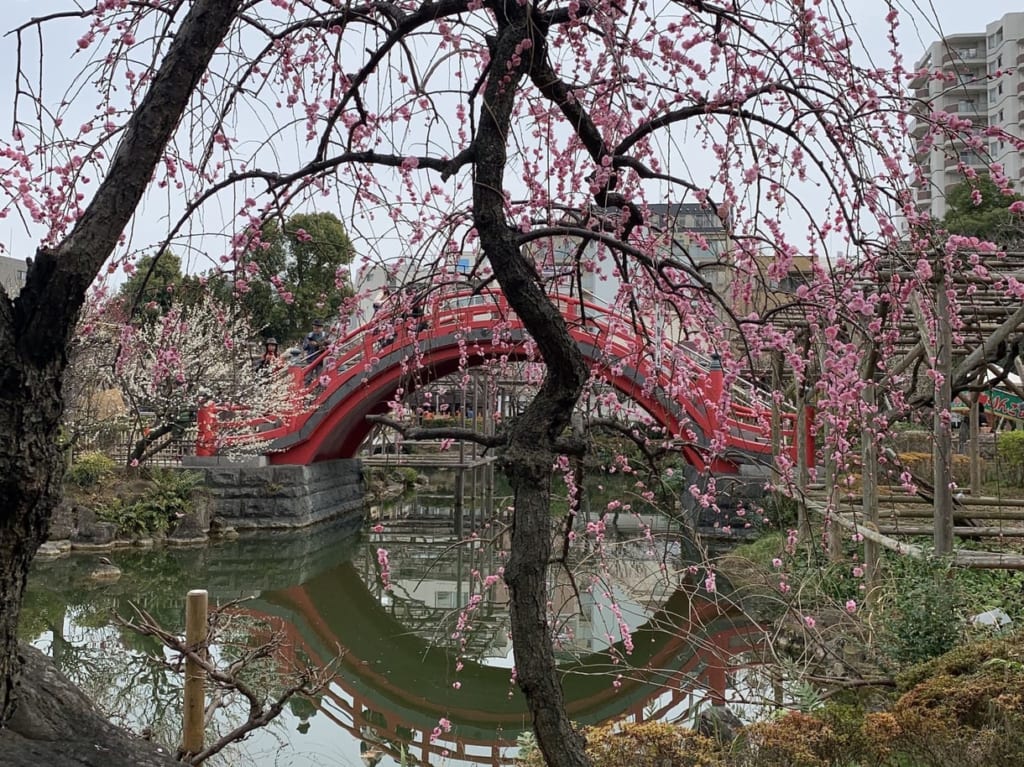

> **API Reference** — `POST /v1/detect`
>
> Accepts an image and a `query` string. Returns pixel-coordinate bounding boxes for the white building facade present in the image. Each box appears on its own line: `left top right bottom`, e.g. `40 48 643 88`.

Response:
909 12 1024 220
0 255 27 297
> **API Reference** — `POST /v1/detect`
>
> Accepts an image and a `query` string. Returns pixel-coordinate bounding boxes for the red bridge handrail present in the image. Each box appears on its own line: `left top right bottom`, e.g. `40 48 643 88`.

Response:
197 288 809 469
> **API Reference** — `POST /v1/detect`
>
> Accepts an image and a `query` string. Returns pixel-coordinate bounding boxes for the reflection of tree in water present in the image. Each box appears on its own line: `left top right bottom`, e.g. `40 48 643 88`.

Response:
21 553 312 760
366 479 699 662
360 532 510 661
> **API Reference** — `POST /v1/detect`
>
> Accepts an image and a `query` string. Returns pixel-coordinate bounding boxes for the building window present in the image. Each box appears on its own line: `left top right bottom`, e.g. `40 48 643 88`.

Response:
778 274 808 293
998 109 1004 122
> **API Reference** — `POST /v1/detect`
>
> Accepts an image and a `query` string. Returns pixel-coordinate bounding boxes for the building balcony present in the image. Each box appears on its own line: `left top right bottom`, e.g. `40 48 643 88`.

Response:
916 187 932 202
909 71 930 90
1017 51 1024 66
910 120 929 138
953 78 986 93
942 49 982 65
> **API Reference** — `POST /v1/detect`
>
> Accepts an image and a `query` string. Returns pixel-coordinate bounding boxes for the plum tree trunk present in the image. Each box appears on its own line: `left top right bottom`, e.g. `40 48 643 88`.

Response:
475 4 591 766
0 355 66 722
0 0 242 725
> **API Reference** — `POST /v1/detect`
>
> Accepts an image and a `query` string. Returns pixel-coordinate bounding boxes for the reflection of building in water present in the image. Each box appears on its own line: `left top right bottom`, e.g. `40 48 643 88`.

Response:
363 485 693 662
375 536 512 663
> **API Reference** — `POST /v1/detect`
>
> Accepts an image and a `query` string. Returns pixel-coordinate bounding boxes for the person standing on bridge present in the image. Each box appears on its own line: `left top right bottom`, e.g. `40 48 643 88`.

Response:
372 284 391 313
256 337 281 372
302 319 326 363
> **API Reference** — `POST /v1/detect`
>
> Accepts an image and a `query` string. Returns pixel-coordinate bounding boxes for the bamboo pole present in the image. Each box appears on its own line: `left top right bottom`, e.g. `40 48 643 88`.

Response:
805 498 1024 569
806 502 925 558
862 380 880 584
933 278 954 554
874 495 1024 508
795 377 809 540
182 589 208 757
876 525 1024 537
872 508 1024 520
969 392 981 496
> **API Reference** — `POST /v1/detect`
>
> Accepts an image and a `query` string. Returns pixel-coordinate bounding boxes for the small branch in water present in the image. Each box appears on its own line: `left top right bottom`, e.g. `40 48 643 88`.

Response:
117 598 342 765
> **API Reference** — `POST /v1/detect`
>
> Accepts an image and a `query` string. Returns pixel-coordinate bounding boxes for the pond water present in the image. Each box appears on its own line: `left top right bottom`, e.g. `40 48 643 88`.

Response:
23 474 760 766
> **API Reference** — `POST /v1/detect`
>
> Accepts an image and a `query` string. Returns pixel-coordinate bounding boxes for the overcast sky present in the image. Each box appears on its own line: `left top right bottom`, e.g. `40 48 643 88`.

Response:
890 1 1024 55
2 1 1024 274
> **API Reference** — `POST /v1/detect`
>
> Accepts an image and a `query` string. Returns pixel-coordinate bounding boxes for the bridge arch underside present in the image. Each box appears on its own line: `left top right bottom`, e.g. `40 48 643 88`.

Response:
268 328 714 469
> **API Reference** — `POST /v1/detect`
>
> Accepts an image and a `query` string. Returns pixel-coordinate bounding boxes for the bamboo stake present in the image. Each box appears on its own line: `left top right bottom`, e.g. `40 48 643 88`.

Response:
862 380 880 585
933 278 954 554
182 589 208 757
969 392 981 496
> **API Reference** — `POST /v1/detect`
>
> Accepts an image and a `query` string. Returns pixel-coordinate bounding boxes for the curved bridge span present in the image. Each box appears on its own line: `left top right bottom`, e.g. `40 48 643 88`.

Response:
202 291 798 472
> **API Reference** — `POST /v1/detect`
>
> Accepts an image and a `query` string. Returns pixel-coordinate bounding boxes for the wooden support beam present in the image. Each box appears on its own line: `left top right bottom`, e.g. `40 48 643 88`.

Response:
803 497 1024 569
876 525 1024 537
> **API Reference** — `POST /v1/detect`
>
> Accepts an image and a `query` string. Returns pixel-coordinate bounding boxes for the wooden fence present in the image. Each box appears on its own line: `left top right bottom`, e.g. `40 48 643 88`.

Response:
69 422 198 467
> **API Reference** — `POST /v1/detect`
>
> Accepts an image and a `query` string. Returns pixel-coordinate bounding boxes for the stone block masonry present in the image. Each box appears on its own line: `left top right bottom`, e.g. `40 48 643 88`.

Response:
186 457 365 530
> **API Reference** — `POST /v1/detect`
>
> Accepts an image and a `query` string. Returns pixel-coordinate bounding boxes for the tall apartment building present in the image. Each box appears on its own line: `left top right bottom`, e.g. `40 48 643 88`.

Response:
909 12 1024 221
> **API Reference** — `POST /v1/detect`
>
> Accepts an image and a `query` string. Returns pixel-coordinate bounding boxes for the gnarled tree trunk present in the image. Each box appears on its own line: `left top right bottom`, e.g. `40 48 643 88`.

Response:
0 353 66 722
474 4 591 766
0 0 242 725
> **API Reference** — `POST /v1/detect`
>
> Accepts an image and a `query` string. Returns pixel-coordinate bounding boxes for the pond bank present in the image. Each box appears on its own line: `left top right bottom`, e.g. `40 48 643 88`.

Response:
40 458 365 558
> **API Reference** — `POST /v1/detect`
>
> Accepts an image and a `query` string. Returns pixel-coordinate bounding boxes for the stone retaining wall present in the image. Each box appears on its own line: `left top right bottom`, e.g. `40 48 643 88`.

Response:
192 458 365 530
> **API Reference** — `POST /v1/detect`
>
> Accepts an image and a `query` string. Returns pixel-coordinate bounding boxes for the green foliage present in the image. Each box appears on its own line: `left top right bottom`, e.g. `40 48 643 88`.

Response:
761 492 799 529
958 567 1024 627
242 212 356 342
877 556 965 667
997 430 1024 486
727 532 786 570
397 467 420 487
118 251 203 318
96 498 170 537
943 175 1024 245
97 469 203 537
67 452 117 487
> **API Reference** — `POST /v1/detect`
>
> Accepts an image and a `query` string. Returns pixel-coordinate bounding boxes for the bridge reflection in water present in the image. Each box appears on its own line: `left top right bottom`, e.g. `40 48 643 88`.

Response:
246 516 763 767
24 492 763 767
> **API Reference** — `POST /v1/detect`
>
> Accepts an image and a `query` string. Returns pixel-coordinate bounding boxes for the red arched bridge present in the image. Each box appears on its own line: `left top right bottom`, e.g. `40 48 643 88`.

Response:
197 290 808 473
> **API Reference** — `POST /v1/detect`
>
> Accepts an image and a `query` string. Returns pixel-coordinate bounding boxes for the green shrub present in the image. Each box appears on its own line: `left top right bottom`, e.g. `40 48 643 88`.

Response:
761 492 799 529
97 468 202 537
97 498 171 537
877 555 965 667
997 430 1024 485
67 452 117 487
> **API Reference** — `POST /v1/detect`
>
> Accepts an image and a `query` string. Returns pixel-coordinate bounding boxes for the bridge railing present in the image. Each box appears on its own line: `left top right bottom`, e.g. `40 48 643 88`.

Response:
198 287 803 460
